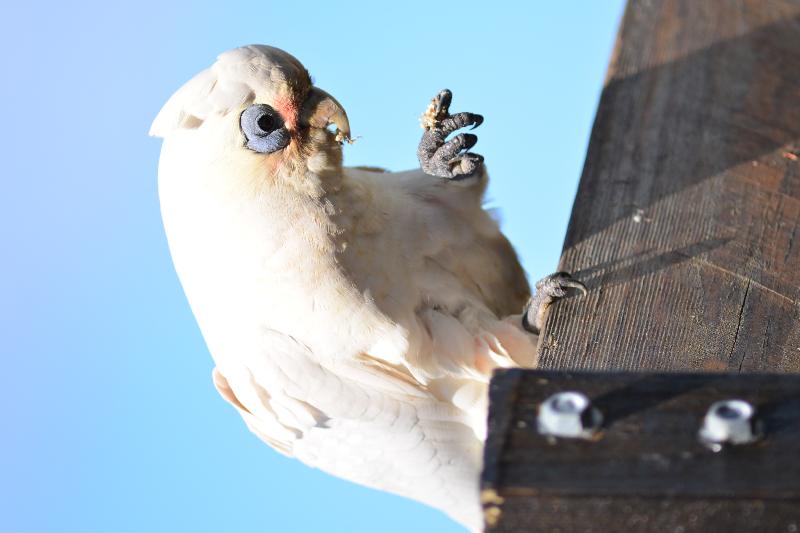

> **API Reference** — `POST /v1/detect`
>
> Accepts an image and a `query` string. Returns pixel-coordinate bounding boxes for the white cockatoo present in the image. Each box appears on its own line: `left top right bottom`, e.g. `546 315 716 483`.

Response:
151 45 585 531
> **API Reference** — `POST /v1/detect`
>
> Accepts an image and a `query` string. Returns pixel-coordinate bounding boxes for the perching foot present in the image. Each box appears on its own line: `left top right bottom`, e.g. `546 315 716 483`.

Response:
522 272 587 335
417 89 484 179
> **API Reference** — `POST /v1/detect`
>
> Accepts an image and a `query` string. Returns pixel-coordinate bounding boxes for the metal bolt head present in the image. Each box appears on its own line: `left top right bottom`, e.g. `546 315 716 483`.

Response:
699 399 761 449
537 391 602 439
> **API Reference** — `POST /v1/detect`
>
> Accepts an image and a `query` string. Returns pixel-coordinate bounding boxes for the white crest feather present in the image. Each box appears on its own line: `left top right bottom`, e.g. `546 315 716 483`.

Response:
149 45 310 137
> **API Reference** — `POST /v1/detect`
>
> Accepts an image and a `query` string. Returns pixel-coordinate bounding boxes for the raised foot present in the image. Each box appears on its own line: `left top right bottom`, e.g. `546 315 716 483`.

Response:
522 272 588 335
417 89 484 180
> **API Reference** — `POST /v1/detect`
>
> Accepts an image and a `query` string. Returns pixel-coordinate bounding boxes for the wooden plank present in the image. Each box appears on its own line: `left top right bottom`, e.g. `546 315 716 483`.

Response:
481 370 800 532
491 496 799 533
538 0 800 372
482 1 800 530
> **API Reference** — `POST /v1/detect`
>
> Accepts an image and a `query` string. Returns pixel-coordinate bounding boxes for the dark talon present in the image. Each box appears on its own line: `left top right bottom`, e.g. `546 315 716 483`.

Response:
441 113 483 135
536 272 587 296
418 90 485 179
523 272 588 335
434 89 452 117
562 279 588 296
445 132 477 154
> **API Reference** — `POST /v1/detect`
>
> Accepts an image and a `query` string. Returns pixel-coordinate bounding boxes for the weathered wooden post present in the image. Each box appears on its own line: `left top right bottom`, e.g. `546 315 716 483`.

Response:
481 1 800 530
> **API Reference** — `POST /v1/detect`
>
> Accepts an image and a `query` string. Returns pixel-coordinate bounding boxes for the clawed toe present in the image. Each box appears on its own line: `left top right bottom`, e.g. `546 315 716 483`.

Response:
418 89 485 179
448 153 484 179
536 272 588 296
523 272 587 334
433 89 452 118
440 112 483 133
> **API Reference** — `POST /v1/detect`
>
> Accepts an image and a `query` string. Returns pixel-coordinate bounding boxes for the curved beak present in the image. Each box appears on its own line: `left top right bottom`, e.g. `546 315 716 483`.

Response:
301 87 351 143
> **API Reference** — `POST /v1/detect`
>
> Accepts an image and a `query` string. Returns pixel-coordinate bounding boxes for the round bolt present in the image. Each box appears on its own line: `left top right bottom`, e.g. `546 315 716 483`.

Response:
698 399 761 450
537 391 602 439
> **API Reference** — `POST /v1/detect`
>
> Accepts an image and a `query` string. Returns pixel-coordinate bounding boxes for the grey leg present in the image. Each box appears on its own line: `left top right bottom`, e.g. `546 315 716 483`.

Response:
417 89 484 180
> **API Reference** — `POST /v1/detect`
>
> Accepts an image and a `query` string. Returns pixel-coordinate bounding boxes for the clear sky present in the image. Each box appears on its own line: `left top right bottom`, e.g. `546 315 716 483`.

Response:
1 1 624 532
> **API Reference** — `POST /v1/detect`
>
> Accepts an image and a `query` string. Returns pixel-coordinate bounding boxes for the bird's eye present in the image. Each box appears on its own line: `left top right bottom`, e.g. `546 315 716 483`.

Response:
240 104 291 154
257 114 276 132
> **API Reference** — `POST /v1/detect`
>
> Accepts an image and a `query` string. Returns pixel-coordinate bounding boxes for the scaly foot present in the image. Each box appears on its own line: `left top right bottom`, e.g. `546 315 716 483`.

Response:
522 272 587 335
417 89 484 179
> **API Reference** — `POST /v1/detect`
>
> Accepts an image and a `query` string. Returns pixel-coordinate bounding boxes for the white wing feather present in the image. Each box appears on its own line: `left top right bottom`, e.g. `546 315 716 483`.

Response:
213 329 484 529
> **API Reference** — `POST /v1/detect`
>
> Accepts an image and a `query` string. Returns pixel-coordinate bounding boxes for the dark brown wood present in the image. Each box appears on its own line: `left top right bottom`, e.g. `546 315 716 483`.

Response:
538 0 800 373
491 496 799 533
481 370 800 532
482 1 800 530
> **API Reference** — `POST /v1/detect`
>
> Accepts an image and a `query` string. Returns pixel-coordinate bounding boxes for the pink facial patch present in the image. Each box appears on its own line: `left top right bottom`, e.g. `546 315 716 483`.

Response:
273 95 299 131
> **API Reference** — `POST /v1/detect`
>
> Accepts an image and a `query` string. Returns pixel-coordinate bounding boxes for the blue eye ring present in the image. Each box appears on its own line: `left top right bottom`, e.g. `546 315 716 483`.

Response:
240 104 291 154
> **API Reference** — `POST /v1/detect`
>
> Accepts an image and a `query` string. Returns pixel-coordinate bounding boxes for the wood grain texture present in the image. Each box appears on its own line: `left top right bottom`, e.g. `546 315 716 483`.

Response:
492 496 799 533
482 1 800 530
539 0 800 373
481 371 800 532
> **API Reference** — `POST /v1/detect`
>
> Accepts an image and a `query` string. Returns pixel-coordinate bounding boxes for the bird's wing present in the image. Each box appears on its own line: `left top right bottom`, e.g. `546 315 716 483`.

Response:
344 166 530 318
212 328 483 530
396 167 531 317
338 167 536 384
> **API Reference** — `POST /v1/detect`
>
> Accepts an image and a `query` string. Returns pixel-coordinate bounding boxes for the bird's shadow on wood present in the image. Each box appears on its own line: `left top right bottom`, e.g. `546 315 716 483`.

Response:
565 14 800 248
755 394 800 438
592 374 712 428
569 237 731 292
591 375 800 436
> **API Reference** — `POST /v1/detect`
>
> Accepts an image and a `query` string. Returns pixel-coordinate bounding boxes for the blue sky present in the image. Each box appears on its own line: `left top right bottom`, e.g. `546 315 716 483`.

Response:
1 2 623 531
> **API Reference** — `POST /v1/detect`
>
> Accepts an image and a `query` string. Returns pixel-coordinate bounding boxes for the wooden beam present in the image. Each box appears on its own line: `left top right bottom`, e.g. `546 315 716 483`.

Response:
482 0 800 530
539 0 800 372
482 371 800 532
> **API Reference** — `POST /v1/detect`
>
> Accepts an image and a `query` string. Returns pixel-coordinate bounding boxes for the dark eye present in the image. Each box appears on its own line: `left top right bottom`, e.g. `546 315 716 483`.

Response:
257 114 276 132
240 104 291 154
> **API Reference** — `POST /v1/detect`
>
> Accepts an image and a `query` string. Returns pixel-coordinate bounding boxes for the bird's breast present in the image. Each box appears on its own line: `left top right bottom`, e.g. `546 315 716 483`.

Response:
161 175 406 365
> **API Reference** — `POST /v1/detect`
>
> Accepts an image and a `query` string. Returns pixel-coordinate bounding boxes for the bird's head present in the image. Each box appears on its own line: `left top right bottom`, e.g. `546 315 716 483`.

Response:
150 45 351 192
